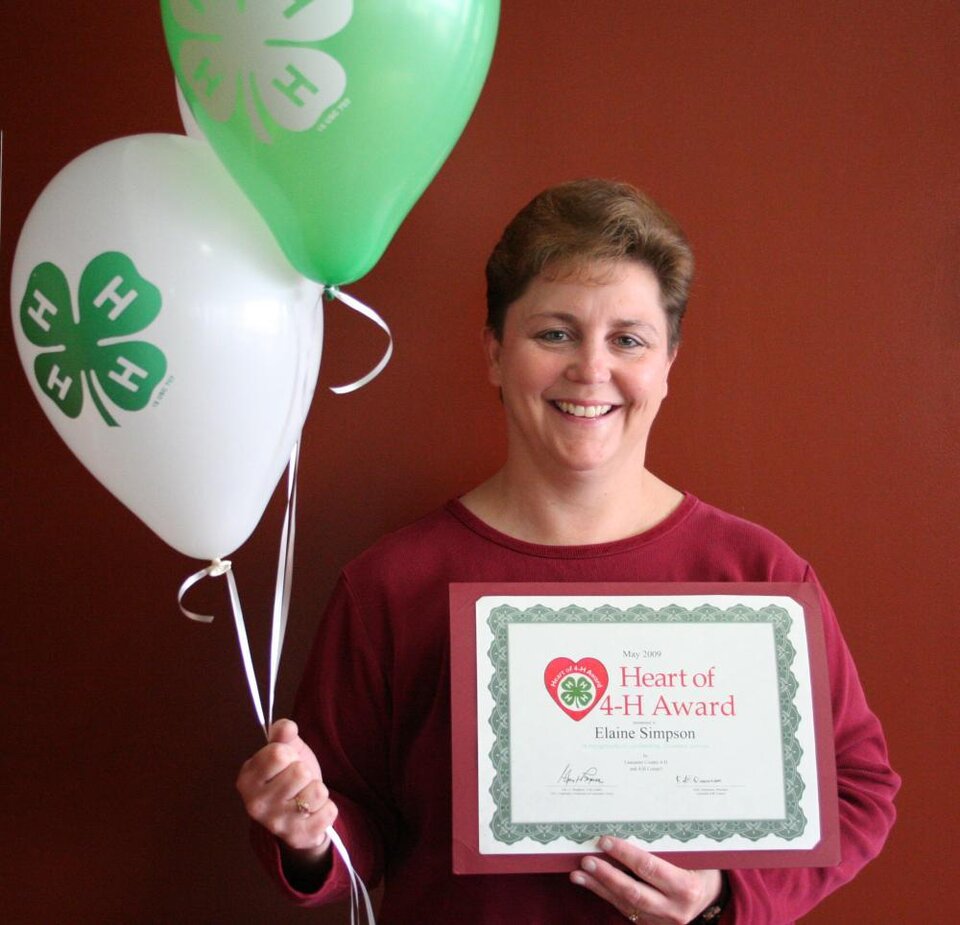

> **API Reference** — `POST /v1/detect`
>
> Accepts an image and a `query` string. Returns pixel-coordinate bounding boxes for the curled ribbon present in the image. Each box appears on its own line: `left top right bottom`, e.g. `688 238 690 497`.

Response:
323 286 394 395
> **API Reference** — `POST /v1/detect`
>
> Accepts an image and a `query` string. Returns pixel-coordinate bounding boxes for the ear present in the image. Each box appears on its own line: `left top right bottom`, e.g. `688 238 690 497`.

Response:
662 347 678 397
483 326 503 387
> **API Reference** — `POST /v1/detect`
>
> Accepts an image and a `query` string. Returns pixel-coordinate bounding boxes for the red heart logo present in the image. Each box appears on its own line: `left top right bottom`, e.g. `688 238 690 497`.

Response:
543 657 609 721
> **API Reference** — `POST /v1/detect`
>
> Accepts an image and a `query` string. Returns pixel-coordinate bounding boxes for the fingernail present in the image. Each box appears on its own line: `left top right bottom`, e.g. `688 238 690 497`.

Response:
582 857 597 872
599 837 613 851
571 872 587 886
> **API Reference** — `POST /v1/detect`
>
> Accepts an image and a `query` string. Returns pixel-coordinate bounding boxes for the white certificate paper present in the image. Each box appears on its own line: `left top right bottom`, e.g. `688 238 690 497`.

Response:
450 582 839 873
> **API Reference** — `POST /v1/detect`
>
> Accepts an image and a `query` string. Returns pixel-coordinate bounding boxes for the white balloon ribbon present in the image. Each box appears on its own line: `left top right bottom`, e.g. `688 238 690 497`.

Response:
177 558 229 626
323 286 394 395
268 439 299 726
328 827 377 925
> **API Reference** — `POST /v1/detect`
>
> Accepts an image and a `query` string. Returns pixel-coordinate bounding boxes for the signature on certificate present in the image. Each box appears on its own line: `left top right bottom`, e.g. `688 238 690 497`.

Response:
558 764 605 786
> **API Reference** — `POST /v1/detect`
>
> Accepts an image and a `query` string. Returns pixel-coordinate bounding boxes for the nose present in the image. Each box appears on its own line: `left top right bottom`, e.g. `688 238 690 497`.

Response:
566 340 611 384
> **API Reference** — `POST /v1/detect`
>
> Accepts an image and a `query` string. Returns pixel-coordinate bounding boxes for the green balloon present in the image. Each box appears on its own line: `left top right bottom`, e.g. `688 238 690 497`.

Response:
161 0 499 285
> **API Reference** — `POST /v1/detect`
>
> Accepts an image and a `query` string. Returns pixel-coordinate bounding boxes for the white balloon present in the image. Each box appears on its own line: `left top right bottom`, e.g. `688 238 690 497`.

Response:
12 134 323 560
175 79 206 141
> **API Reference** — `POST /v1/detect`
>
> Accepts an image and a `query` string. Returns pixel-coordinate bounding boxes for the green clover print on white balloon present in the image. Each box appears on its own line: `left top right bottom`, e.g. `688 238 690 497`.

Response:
172 0 352 142
19 252 166 427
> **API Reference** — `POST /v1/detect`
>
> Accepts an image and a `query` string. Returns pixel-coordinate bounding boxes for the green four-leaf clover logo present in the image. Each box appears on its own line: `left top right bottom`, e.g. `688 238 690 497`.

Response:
559 675 595 709
172 0 353 143
19 252 167 427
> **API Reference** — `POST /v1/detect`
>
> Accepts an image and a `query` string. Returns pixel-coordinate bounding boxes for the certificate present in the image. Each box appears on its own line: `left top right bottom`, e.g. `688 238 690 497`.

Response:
449 583 839 874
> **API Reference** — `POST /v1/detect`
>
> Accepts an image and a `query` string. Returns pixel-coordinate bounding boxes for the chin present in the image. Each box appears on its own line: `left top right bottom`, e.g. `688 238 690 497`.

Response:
552 452 615 474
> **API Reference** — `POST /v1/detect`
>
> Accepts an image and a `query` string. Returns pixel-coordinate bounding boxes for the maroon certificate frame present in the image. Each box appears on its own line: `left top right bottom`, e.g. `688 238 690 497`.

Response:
450 582 840 875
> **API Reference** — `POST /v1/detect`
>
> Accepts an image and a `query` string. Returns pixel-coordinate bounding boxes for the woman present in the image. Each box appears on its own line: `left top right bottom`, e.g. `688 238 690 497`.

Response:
238 180 899 924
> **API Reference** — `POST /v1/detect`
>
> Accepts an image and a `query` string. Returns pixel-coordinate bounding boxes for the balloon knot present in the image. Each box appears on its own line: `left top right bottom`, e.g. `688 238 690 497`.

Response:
322 285 340 302
206 558 232 577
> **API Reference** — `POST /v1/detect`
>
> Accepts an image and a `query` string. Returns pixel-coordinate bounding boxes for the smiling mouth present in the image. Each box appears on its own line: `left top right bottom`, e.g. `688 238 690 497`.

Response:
553 400 615 419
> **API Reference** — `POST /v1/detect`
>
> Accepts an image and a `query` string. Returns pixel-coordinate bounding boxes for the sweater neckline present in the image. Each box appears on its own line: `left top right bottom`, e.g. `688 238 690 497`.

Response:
444 493 699 559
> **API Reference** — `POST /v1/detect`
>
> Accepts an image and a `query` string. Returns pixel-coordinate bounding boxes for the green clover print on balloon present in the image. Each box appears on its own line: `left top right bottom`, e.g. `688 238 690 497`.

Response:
19 252 167 427
172 0 353 142
559 676 595 709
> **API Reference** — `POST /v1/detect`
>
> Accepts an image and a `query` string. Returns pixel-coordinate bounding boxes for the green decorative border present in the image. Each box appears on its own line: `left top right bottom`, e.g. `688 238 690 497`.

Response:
486 602 806 845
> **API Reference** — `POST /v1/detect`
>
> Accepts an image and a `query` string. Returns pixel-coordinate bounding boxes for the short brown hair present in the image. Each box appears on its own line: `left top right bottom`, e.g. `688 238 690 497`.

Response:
485 179 694 353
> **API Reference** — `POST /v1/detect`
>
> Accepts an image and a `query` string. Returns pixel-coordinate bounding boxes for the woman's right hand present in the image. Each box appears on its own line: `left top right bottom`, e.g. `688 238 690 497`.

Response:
237 718 338 872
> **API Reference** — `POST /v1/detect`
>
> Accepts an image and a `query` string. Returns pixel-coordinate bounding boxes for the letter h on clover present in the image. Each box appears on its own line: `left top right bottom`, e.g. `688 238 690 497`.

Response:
19 252 167 427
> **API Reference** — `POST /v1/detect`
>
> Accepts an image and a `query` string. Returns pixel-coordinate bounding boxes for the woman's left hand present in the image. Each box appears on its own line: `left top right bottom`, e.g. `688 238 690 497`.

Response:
570 836 723 924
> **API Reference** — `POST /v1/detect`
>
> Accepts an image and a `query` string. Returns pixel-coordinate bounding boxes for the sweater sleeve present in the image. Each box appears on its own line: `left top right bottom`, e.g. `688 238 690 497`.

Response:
256 572 401 906
721 568 900 923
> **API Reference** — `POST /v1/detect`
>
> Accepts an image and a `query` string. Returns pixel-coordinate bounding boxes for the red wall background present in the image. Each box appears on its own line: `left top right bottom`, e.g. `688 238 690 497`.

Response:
2 3 956 922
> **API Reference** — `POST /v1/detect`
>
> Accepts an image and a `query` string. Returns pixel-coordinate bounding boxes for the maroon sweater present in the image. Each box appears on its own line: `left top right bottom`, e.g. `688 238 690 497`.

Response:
256 495 899 923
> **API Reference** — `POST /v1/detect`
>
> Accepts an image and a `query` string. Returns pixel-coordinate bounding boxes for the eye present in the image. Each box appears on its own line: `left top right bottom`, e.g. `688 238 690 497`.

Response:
612 334 647 349
536 329 572 343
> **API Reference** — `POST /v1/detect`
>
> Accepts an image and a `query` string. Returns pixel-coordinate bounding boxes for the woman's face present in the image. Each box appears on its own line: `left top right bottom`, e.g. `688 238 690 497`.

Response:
485 260 674 479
